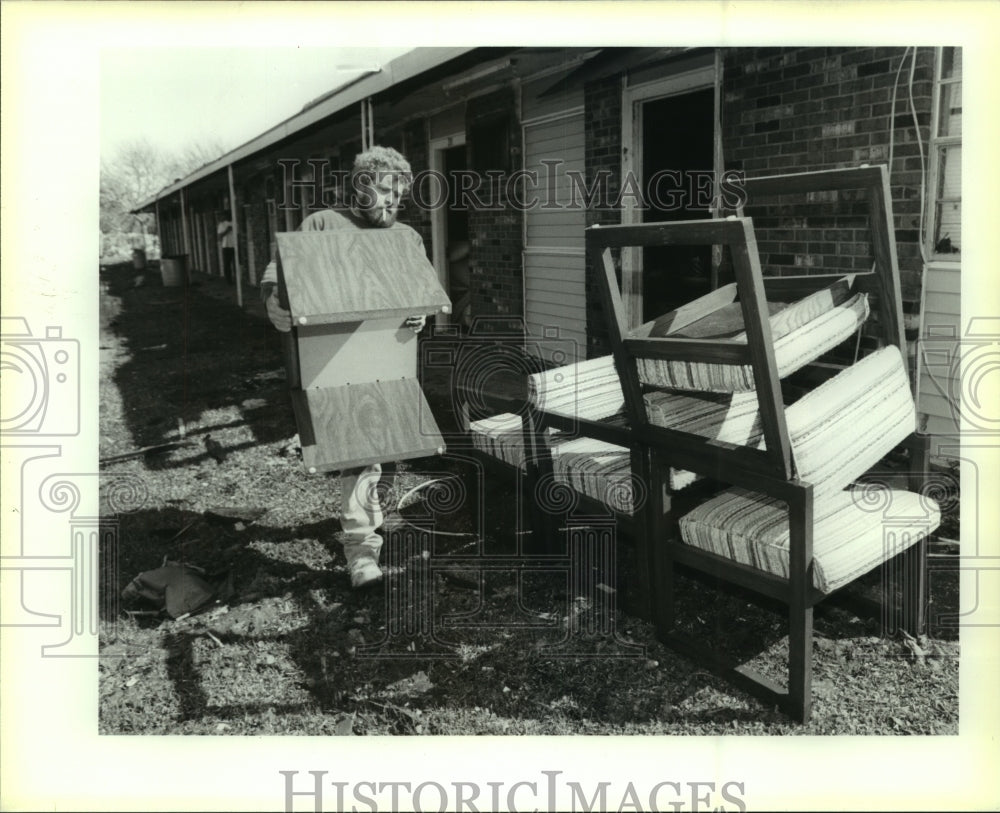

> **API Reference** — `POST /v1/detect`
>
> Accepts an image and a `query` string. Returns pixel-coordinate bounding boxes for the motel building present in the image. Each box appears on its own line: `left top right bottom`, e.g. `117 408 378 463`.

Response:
134 46 964 456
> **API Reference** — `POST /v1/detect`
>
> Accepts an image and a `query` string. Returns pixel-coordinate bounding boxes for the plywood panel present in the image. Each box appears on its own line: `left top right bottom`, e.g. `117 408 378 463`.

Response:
292 378 445 472
277 229 451 324
295 318 417 389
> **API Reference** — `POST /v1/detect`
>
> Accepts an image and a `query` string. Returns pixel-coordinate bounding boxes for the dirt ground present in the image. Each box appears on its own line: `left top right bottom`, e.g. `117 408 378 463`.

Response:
98 259 959 736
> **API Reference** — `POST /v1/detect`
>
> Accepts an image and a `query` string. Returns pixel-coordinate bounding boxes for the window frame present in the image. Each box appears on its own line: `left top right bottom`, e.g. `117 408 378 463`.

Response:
925 46 962 264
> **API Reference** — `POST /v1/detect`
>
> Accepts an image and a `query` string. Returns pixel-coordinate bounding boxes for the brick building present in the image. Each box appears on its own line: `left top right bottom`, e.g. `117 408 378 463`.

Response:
136 45 962 446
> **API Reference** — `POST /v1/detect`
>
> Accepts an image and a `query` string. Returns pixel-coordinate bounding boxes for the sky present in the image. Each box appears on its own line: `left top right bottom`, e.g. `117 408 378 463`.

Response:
100 46 411 163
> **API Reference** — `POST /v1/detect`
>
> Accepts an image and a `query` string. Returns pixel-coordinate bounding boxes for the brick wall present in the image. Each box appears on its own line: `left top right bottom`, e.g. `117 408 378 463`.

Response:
466 87 524 335
399 119 433 258
578 47 933 355
583 75 623 357
722 46 934 319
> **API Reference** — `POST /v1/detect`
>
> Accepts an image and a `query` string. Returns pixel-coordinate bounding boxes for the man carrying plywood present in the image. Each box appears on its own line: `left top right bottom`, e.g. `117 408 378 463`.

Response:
260 146 435 589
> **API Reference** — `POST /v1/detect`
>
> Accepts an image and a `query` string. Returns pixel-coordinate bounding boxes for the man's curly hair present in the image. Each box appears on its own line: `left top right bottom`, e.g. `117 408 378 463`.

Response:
350 146 413 195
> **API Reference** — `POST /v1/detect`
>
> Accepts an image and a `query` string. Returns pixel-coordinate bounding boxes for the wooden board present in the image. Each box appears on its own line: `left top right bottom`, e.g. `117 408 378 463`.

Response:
277 229 451 325
295 318 417 390
291 378 445 472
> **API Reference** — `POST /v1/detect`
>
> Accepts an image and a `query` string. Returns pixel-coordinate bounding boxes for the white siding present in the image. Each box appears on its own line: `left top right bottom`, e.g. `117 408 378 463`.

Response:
916 263 961 457
523 111 587 364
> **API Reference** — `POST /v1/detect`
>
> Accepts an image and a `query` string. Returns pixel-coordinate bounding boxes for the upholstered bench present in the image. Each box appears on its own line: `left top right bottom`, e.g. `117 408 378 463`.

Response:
678 345 940 593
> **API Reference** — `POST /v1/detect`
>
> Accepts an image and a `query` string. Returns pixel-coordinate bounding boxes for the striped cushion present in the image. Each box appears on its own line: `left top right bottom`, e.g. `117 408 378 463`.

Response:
637 291 869 393
469 413 532 469
644 389 764 490
470 417 637 513
528 355 623 420
679 486 940 593
785 344 915 497
550 437 635 514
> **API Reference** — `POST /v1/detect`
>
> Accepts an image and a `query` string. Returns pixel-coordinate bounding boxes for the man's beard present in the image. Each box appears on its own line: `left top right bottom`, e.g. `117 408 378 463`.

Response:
364 207 398 228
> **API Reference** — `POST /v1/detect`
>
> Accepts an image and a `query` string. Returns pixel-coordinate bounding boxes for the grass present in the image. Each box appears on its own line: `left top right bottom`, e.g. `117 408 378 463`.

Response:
98 260 959 736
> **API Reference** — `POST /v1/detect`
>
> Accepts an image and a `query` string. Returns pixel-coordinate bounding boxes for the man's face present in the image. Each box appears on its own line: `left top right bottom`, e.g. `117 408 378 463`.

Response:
356 171 407 228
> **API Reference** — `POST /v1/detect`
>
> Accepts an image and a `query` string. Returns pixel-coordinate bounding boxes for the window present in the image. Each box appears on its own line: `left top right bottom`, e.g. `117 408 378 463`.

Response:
928 47 962 260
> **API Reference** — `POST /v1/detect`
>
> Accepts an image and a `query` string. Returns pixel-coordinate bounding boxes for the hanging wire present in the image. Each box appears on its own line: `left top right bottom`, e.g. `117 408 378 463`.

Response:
907 48 929 265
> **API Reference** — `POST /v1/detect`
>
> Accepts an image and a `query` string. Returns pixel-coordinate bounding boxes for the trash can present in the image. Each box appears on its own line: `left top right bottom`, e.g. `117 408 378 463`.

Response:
160 254 188 287
132 248 147 270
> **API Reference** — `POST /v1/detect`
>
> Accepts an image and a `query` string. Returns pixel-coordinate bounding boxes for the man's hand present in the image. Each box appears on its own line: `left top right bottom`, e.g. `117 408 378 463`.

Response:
405 314 427 334
266 291 293 333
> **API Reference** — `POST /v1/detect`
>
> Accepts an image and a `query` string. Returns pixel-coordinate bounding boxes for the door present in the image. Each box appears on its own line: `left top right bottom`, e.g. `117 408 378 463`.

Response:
640 88 715 322
622 62 719 327
429 133 469 329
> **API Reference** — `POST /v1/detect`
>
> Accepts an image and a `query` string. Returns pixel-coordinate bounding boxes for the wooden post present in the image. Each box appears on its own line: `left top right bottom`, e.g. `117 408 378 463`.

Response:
179 187 192 264
787 484 814 723
711 48 724 290
154 198 163 256
228 164 244 308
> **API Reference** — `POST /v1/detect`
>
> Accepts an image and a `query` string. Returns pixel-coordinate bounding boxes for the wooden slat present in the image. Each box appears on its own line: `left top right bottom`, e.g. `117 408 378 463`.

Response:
742 165 885 198
277 229 451 325
762 272 860 300
638 423 793 489
292 378 445 472
732 219 793 480
587 218 745 248
536 411 634 447
630 283 738 339
866 169 907 360
658 630 789 709
592 244 651 436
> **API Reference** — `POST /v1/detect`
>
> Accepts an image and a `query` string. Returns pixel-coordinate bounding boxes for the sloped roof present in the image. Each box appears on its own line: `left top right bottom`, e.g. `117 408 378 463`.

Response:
132 47 474 212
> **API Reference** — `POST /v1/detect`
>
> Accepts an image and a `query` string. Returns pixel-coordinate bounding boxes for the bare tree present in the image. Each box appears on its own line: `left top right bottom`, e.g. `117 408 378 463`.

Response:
100 137 228 257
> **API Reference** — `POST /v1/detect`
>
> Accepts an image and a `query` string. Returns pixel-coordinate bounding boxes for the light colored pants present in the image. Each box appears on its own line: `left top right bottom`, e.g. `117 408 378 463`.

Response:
339 463 383 566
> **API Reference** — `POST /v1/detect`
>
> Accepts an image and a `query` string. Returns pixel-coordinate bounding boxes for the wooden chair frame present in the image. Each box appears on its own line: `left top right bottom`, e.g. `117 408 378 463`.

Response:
589 165 929 722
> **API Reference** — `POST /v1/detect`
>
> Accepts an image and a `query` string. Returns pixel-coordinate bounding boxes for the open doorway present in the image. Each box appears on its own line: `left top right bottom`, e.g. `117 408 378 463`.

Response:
444 145 471 330
640 87 715 323
430 136 471 331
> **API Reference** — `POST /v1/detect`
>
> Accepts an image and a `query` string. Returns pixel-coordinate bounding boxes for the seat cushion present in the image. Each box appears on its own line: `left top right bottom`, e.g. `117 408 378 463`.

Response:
785 344 915 497
528 354 623 421
469 413 531 469
549 437 635 514
636 285 869 393
644 388 765 489
643 344 915 495
679 486 940 593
